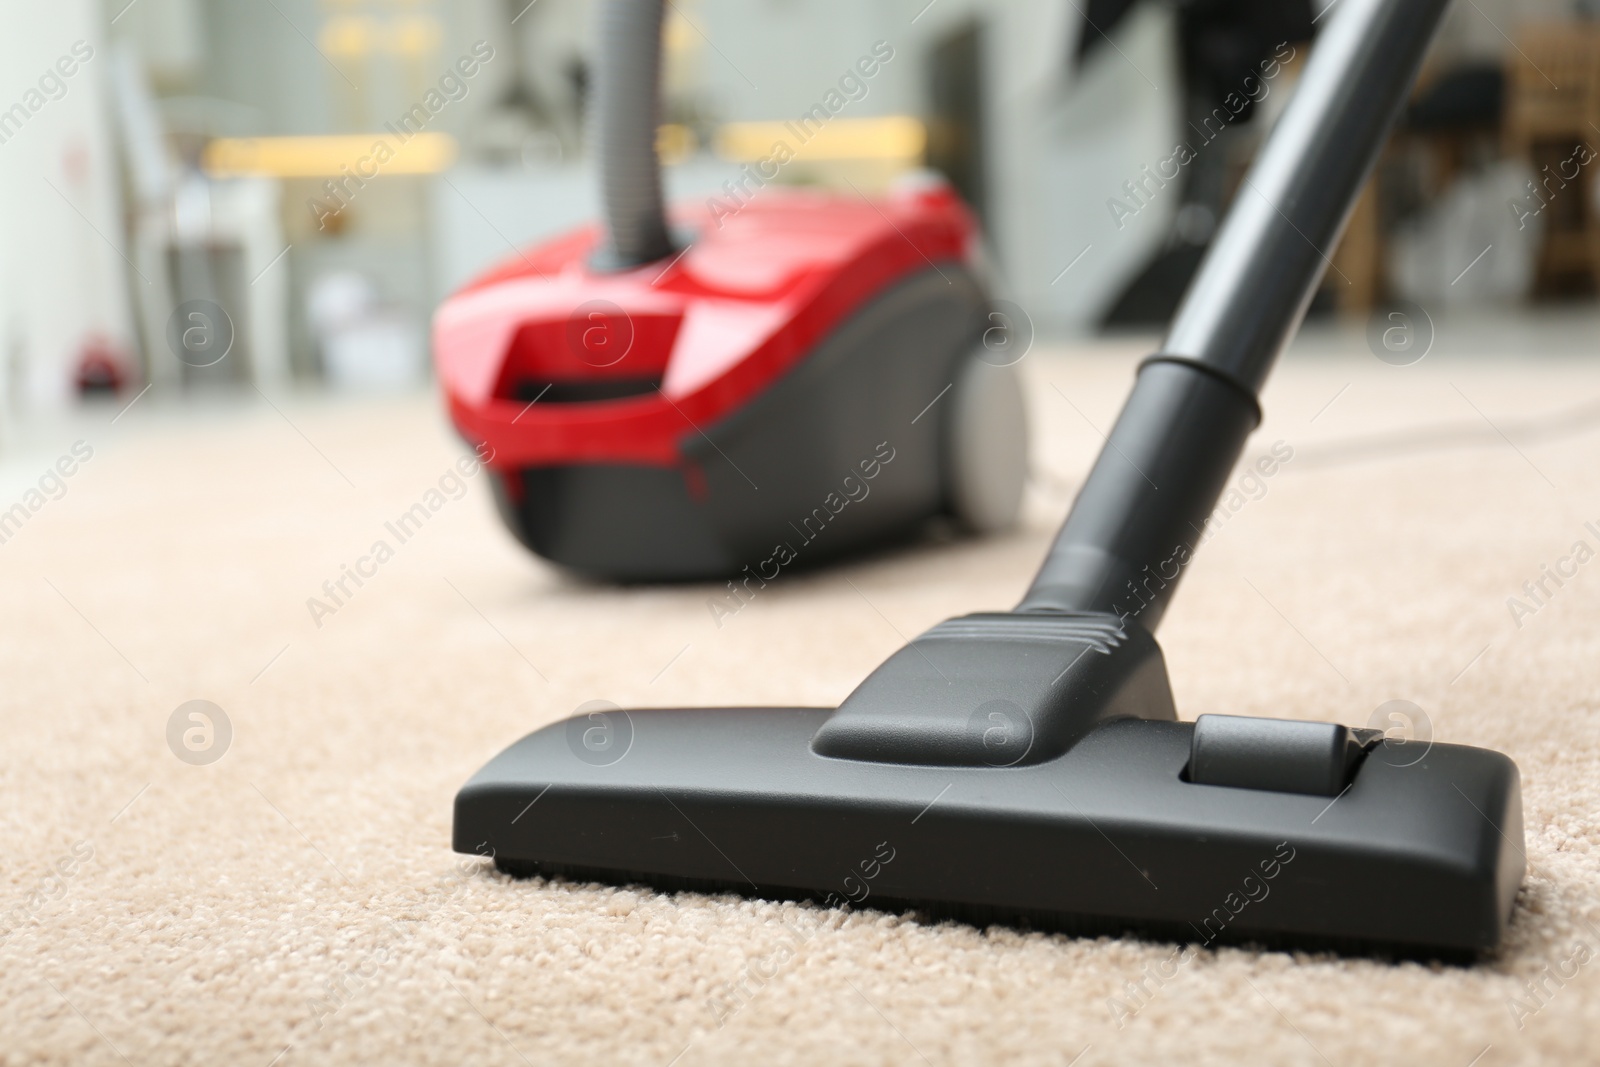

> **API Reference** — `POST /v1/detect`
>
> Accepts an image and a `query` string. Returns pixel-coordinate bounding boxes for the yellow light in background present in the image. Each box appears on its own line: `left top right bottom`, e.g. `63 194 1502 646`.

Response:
389 15 441 56
657 124 698 165
715 116 926 163
319 16 374 57
202 133 458 178
664 10 696 56
317 12 440 56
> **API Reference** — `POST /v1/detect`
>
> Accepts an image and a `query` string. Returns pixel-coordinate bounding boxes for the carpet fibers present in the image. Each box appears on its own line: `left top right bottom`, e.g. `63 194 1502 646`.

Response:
3 328 1600 1065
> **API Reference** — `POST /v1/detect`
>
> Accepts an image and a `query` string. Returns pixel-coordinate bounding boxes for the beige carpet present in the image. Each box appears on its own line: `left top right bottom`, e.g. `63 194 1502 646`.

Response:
4 320 1600 1066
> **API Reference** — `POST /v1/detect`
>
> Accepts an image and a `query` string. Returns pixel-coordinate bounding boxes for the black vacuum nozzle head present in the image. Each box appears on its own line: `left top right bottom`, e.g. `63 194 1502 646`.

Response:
455 611 1522 958
811 612 1175 766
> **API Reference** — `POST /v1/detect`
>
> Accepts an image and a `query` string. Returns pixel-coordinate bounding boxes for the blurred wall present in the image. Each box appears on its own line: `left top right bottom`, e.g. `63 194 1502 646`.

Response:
693 0 1180 333
0 0 132 415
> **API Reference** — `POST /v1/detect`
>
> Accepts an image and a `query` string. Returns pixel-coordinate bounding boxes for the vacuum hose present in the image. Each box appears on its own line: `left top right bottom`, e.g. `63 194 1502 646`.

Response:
1019 0 1452 626
591 0 675 268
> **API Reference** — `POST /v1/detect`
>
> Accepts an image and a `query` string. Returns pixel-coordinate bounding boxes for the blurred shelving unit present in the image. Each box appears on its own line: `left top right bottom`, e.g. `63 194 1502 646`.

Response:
1504 22 1600 296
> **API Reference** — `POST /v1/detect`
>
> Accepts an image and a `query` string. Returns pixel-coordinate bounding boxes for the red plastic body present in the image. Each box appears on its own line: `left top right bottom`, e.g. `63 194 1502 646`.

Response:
432 184 980 470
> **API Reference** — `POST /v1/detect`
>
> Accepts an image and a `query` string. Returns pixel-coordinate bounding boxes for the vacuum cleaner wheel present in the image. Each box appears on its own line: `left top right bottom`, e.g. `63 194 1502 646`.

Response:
489 471 537 557
945 353 1028 533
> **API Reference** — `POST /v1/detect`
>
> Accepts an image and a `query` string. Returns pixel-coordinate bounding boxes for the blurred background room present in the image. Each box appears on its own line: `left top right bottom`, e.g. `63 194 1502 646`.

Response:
0 0 1595 434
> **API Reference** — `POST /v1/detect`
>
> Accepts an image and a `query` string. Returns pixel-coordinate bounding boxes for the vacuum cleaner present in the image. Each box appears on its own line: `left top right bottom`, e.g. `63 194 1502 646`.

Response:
432 1 1027 582
453 0 1523 956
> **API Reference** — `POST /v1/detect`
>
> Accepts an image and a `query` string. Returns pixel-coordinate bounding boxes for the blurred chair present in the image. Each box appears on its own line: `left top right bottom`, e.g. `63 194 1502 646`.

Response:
1332 59 1507 316
1503 23 1600 295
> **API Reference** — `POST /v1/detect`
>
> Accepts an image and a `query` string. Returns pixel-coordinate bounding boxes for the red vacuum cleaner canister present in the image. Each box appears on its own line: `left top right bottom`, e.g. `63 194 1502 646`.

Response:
433 178 1027 581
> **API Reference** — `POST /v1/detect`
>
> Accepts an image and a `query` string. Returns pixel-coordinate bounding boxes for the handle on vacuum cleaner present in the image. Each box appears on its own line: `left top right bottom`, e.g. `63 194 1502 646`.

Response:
1018 0 1450 627
591 0 676 268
